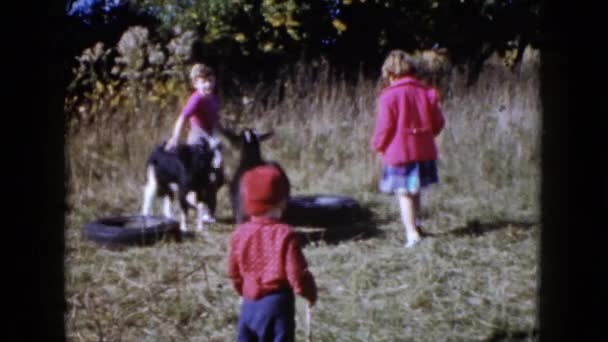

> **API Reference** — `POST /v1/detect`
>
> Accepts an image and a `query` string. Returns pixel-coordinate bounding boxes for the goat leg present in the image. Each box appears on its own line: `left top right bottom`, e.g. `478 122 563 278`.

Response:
162 196 173 218
196 202 206 231
141 166 157 216
177 190 195 232
179 210 188 232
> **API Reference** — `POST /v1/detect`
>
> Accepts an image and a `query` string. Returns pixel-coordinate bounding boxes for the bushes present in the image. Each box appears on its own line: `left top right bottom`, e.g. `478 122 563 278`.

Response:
66 26 197 127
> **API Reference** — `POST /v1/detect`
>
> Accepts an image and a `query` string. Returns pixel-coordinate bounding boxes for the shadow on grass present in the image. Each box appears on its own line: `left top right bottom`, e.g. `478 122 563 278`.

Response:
210 211 386 247
483 328 539 341
423 219 538 238
89 230 198 251
214 215 236 225
293 206 388 247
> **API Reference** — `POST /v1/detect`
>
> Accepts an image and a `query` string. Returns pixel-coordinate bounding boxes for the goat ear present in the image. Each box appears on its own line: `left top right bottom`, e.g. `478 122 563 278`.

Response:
219 125 240 145
257 131 274 142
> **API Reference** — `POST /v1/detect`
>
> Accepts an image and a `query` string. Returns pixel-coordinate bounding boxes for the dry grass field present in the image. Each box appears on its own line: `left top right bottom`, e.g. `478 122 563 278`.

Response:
65 48 541 341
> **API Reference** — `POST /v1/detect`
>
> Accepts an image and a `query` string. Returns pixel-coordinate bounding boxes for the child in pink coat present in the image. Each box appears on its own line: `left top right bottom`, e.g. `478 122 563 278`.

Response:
371 50 445 248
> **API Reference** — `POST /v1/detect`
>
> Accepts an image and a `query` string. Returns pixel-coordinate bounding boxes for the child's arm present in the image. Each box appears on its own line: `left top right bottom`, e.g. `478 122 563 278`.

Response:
227 235 244 296
167 92 201 150
166 115 186 150
284 233 317 306
370 95 396 154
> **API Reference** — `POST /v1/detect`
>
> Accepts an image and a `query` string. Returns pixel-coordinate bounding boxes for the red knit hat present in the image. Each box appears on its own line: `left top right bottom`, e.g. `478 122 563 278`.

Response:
240 165 290 216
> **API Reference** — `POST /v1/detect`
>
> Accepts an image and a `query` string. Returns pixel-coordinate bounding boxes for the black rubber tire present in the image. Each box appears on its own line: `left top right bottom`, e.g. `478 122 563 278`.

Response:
283 195 364 226
82 215 181 247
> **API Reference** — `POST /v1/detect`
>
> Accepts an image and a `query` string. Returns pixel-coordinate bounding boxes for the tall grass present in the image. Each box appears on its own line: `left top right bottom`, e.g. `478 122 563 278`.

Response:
65 49 541 341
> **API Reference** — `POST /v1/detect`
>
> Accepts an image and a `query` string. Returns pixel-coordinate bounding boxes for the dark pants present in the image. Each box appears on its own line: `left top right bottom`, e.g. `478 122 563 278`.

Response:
237 290 295 342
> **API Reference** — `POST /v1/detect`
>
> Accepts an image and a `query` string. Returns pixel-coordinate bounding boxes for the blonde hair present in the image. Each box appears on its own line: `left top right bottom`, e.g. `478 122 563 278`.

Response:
189 63 215 84
381 50 417 82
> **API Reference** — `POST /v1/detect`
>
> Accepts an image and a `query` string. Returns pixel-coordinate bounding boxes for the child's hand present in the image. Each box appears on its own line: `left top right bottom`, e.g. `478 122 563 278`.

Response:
307 298 316 307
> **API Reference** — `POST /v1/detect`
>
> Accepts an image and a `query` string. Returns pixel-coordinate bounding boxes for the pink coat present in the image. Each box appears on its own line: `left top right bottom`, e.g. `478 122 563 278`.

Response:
371 76 445 165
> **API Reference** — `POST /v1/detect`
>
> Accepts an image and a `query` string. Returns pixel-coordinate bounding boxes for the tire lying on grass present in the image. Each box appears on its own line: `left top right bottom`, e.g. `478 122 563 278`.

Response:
283 195 366 227
82 215 181 247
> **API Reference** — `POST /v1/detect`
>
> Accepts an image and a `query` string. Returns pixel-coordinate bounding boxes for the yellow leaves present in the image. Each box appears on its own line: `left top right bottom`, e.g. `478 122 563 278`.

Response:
204 26 221 43
166 79 175 93
257 0 303 47
332 19 347 34
234 32 247 42
110 95 122 108
286 16 300 27
95 81 104 94
106 83 115 96
151 80 165 94
287 28 300 41
266 13 287 28
146 80 183 109
262 0 300 29
188 12 199 21
262 41 275 52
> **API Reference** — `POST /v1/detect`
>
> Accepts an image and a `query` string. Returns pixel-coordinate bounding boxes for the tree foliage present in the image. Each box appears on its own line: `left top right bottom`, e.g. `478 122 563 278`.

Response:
127 0 540 69
65 0 543 91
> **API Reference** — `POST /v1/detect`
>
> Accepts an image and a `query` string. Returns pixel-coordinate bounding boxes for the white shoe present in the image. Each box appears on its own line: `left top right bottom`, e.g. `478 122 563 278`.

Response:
404 235 421 248
200 214 216 224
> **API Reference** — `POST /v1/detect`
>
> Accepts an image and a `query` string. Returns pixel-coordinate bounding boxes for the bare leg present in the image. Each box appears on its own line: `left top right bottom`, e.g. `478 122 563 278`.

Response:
397 191 421 248
413 192 421 229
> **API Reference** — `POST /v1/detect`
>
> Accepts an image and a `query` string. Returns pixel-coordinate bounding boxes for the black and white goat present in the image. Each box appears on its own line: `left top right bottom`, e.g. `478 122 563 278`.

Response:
141 139 224 232
221 127 290 224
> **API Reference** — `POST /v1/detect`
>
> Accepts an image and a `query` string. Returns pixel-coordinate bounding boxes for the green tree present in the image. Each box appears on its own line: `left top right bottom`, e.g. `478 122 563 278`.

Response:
67 0 542 95
131 0 540 69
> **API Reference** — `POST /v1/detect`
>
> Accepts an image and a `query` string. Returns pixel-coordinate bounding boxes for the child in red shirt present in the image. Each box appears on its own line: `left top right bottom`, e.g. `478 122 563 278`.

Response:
227 165 317 341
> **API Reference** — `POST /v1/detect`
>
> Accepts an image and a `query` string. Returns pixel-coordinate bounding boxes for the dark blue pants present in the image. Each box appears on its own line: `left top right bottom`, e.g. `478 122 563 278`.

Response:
236 290 295 342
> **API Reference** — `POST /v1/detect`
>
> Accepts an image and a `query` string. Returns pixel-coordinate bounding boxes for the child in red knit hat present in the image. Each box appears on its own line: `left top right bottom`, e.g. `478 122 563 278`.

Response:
227 164 317 341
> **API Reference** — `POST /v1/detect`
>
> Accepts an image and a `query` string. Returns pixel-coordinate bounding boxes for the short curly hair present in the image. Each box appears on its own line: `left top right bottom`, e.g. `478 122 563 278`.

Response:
189 63 215 84
381 50 417 82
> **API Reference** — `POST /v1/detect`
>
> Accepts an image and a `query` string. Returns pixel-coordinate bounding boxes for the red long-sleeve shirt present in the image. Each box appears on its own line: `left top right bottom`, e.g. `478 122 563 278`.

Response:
227 216 317 303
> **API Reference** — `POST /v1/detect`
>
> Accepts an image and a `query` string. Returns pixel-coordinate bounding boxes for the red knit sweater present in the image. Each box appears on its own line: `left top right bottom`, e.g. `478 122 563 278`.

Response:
227 216 317 303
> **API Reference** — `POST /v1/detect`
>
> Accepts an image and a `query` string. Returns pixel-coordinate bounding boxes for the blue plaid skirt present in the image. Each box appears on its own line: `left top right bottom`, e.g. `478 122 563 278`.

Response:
379 160 438 194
